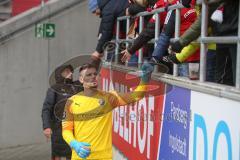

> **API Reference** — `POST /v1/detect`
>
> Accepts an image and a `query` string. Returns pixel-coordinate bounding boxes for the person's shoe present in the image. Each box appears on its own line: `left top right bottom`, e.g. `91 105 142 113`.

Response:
149 57 169 73
162 54 181 64
150 57 161 65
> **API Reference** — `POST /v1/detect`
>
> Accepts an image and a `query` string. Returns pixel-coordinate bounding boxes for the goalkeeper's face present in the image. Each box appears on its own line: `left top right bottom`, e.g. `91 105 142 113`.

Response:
79 67 98 89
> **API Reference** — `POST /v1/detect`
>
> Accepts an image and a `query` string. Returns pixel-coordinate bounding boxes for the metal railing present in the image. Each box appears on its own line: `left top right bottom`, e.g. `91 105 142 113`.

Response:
115 1 240 89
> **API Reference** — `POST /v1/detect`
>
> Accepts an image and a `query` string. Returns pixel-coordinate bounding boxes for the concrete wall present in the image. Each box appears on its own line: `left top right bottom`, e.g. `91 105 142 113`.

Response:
0 0 99 148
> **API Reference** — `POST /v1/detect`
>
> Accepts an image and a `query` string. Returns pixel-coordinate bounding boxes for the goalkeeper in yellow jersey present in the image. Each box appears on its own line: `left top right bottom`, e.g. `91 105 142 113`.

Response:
62 61 153 160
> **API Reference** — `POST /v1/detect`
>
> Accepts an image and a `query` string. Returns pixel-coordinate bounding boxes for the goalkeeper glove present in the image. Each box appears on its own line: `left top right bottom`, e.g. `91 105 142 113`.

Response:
70 140 91 159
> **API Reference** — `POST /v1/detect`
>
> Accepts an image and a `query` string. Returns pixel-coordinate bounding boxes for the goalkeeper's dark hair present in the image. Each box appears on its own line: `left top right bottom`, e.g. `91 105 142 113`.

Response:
79 63 97 73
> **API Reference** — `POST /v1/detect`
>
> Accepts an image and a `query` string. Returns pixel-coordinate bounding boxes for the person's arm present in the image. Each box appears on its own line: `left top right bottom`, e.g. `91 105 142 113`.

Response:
62 99 75 145
127 21 156 54
164 43 200 64
90 54 102 72
96 12 116 54
42 88 55 130
97 0 110 10
176 43 200 62
179 15 201 47
108 62 153 107
128 3 146 16
62 99 91 159
171 3 220 52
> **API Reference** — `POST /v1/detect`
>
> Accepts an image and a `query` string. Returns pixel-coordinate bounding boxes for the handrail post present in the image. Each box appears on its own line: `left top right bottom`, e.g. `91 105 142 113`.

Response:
115 20 120 65
174 7 181 76
138 16 144 68
236 0 240 89
154 13 160 72
41 0 45 8
126 17 130 66
199 1 208 82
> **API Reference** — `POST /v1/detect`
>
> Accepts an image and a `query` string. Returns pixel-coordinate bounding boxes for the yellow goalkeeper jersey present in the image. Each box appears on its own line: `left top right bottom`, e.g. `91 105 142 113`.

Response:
62 83 146 160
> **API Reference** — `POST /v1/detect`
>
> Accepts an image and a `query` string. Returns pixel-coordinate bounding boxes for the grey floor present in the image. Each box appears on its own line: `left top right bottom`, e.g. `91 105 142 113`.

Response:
0 143 127 160
0 143 51 160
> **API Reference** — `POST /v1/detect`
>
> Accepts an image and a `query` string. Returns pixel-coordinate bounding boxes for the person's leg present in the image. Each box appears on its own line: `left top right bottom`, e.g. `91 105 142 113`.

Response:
206 49 216 82
152 10 175 60
151 33 171 60
215 45 234 86
178 63 189 77
128 53 138 67
229 44 237 85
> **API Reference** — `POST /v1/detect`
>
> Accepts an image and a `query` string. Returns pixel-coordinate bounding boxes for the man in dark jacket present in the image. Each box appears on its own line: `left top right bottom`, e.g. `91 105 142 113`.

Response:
91 0 129 58
42 65 82 160
170 0 239 85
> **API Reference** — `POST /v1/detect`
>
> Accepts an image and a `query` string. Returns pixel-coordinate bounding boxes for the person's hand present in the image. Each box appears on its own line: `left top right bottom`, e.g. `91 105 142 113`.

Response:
92 51 103 59
43 128 52 141
140 61 154 84
95 8 101 16
121 49 131 62
70 140 91 159
169 41 184 53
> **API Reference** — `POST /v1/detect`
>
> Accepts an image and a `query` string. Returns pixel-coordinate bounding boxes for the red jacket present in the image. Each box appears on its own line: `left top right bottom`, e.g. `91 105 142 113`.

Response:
149 0 168 25
179 7 199 62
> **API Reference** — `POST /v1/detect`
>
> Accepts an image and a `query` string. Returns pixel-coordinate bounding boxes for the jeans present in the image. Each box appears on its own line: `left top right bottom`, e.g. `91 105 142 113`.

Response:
178 63 189 77
128 54 138 67
152 33 171 59
206 50 216 82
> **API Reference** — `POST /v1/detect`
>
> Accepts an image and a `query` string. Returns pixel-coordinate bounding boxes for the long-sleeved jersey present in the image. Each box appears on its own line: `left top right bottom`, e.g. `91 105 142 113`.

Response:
62 83 147 160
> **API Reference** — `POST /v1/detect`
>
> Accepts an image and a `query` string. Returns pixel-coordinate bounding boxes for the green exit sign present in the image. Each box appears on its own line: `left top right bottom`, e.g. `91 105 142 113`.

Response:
35 23 55 38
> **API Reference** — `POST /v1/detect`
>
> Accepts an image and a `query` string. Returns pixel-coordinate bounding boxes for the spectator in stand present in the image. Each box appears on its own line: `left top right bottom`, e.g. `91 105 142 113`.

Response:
169 0 239 85
121 0 200 77
163 1 216 82
164 27 216 81
149 0 199 77
121 0 169 67
125 0 157 66
89 0 129 59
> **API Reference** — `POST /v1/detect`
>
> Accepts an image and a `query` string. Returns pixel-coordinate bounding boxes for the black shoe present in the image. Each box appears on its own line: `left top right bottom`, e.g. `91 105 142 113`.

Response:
149 57 169 74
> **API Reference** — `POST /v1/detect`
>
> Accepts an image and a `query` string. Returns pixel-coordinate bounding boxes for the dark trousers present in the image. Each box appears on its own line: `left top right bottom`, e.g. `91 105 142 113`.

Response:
206 50 216 82
215 44 237 86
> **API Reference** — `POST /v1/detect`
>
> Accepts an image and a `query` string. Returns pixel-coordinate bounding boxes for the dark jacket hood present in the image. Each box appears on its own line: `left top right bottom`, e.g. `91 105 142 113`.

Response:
54 65 74 84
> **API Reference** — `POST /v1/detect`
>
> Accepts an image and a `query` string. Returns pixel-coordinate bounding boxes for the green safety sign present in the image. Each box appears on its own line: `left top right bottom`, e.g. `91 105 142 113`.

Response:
35 23 55 38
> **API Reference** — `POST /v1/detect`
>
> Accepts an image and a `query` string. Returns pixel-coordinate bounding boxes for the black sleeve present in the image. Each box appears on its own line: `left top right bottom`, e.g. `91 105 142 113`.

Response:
97 0 110 10
128 4 146 16
128 22 156 54
96 12 116 53
41 88 55 130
